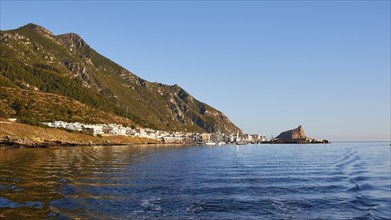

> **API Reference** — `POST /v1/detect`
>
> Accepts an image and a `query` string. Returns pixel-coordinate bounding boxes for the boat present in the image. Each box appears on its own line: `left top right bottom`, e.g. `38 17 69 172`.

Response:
235 130 247 145
205 142 217 146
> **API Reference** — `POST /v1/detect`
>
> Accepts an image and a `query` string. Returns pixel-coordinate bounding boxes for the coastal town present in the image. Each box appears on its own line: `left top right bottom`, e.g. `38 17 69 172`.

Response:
41 120 269 145
1 118 328 148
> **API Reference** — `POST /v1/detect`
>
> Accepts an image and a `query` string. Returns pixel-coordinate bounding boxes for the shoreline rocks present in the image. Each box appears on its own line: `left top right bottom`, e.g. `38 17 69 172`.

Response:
0 136 94 148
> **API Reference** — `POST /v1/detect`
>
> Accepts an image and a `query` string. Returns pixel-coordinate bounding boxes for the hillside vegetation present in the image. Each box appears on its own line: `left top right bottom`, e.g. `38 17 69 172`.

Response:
0 23 239 133
0 87 134 126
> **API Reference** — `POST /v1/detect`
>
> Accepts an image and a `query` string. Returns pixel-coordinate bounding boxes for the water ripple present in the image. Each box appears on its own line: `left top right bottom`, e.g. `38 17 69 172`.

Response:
0 143 390 219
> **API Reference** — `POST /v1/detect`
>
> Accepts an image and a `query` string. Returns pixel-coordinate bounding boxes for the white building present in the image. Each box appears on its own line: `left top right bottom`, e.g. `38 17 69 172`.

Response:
83 124 104 135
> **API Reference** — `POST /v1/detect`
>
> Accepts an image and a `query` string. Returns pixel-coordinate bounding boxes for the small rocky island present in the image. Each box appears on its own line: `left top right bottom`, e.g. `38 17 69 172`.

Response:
272 125 328 144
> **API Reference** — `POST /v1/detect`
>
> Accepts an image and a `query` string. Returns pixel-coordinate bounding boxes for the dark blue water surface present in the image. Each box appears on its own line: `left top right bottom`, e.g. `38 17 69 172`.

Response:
1 142 390 219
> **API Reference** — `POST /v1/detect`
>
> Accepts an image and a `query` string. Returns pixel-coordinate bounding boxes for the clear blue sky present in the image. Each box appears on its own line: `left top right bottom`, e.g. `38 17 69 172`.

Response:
1 1 390 141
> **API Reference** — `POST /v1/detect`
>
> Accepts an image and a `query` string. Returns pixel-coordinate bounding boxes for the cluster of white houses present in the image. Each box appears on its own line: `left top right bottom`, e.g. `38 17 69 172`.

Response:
42 121 268 144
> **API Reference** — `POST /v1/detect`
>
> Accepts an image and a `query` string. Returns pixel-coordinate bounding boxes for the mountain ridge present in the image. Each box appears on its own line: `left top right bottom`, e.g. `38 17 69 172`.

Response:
0 23 240 133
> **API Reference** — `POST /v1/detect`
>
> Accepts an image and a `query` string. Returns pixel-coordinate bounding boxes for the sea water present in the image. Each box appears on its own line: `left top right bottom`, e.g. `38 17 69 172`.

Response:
0 142 390 219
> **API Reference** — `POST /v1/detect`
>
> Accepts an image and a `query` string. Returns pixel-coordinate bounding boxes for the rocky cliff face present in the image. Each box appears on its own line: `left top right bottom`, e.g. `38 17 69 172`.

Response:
57 33 89 49
0 23 240 133
274 125 328 144
274 125 309 143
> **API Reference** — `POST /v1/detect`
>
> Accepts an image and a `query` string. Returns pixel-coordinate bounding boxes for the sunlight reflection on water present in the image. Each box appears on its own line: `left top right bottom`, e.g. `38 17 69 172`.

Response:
0 143 390 219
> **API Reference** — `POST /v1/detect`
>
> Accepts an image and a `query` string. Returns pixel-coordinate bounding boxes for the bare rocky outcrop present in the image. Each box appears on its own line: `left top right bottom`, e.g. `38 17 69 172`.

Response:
273 125 328 144
57 33 89 49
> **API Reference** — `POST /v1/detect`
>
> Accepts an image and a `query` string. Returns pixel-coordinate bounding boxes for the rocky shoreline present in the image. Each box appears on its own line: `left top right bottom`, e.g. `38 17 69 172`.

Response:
0 136 123 148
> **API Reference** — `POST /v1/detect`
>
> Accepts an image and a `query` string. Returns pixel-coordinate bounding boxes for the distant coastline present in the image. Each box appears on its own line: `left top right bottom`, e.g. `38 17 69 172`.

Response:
0 119 332 149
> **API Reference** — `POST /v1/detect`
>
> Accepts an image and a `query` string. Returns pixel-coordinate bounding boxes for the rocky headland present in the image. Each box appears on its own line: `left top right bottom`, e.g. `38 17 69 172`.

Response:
272 125 328 144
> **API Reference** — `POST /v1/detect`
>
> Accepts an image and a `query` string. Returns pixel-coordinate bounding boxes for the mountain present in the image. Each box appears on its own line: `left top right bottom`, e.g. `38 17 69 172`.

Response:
0 23 239 133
